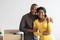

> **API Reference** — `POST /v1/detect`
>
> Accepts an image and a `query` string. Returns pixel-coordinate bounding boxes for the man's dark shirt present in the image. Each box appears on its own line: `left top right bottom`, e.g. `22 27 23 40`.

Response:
19 12 38 40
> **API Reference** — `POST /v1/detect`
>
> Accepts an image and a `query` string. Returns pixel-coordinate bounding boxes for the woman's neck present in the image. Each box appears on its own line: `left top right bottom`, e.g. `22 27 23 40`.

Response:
39 17 45 22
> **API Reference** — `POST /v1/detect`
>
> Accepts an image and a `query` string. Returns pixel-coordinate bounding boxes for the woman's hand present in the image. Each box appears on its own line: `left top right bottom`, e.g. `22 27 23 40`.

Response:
43 31 50 35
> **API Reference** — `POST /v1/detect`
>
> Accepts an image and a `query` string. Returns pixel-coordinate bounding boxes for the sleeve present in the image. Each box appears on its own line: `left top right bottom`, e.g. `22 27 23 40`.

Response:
19 16 29 32
47 22 53 33
33 20 40 36
33 20 37 29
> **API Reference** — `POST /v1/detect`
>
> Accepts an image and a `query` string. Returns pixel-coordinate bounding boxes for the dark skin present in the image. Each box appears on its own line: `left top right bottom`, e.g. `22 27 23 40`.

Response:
30 5 37 15
27 6 53 33
36 10 51 35
27 5 37 32
29 10 53 35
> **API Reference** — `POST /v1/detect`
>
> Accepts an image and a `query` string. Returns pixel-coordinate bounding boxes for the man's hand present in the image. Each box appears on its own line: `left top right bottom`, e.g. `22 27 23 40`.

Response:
28 29 33 32
28 29 37 32
46 17 53 23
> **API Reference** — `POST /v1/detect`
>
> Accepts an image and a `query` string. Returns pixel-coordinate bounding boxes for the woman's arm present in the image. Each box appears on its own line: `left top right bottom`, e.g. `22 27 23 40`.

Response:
43 17 53 35
43 22 53 35
33 20 40 36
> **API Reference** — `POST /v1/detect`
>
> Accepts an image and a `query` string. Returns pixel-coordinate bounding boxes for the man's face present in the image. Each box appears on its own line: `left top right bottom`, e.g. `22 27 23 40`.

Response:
31 6 37 13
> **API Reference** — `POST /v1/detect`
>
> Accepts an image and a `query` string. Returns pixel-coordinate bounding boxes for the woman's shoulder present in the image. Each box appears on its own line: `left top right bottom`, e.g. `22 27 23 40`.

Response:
34 19 38 22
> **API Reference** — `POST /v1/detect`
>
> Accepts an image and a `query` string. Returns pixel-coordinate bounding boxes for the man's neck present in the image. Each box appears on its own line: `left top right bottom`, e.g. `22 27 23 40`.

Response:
30 12 36 15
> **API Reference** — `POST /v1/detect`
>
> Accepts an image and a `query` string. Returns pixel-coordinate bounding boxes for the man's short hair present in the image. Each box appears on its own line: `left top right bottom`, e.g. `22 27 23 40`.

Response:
30 4 37 10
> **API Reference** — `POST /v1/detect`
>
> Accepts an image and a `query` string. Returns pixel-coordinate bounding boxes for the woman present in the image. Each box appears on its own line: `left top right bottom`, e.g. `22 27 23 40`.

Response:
33 7 53 40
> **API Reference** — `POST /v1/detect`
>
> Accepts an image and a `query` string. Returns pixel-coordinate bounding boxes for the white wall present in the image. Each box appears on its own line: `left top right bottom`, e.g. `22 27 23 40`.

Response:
0 0 38 30
0 0 60 40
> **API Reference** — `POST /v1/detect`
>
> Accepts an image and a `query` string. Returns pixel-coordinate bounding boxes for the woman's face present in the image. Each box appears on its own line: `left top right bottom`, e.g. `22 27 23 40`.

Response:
38 10 45 19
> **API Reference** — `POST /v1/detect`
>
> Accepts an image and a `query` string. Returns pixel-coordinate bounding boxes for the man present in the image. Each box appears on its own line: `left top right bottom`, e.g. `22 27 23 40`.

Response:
19 4 53 40
19 4 38 40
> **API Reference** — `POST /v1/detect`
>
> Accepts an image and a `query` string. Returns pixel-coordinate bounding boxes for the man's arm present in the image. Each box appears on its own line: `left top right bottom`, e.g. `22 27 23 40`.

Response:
50 17 53 23
19 16 33 33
